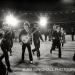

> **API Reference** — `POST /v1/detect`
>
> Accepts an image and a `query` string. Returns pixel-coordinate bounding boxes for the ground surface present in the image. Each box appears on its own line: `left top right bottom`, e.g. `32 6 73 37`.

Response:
0 35 75 75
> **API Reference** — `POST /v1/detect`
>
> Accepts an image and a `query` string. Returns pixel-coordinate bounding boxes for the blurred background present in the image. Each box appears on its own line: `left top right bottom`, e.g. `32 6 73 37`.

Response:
0 0 75 34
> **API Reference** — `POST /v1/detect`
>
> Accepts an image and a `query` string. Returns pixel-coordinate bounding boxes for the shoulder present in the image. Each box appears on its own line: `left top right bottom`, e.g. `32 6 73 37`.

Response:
21 29 25 32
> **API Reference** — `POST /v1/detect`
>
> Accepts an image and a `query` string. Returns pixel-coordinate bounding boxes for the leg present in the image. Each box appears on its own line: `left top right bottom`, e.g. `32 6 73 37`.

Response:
0 60 6 75
62 43 64 47
10 41 13 55
32 48 36 54
10 48 12 56
27 44 33 61
58 43 61 58
37 47 40 58
36 41 40 58
8 47 12 56
1 46 12 72
32 41 38 54
72 35 74 41
49 36 51 41
45 34 47 41
22 44 26 61
0 53 5 60
50 40 56 54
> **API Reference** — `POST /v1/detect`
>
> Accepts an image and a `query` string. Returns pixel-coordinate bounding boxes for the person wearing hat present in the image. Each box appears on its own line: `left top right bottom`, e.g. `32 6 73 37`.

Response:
19 21 33 63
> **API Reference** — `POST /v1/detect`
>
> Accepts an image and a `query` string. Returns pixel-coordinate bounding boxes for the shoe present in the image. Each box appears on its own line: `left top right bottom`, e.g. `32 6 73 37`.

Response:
30 61 33 64
7 68 13 72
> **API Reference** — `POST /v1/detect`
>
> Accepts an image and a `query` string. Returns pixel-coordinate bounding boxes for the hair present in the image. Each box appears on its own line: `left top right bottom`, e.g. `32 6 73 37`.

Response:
24 21 30 27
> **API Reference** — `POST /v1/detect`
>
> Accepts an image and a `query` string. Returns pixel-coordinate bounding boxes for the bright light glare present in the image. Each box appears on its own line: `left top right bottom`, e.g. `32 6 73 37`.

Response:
39 16 48 27
62 0 74 4
4 14 19 27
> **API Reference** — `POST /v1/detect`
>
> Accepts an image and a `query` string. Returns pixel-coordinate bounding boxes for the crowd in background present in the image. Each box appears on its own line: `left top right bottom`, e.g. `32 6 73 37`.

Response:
0 22 75 75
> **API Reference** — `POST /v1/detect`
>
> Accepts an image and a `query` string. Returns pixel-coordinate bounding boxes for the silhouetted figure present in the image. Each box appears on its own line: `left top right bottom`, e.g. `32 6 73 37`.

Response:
48 29 52 41
0 27 13 72
32 26 44 59
61 28 66 47
50 26 61 58
0 60 8 75
71 28 74 41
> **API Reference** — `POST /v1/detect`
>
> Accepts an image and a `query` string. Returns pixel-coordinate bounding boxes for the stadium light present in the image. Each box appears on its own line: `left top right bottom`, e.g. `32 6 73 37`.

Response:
3 13 19 27
62 0 74 4
38 16 49 28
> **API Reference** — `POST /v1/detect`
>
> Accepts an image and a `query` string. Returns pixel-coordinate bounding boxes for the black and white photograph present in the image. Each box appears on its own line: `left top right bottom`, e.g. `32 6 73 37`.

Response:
0 0 75 75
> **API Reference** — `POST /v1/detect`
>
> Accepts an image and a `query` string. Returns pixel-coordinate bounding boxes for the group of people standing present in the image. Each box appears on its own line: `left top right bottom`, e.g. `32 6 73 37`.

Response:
0 22 66 74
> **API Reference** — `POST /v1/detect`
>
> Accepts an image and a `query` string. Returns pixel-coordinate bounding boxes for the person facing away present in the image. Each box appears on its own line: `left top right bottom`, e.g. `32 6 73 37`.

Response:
50 25 62 58
32 24 44 59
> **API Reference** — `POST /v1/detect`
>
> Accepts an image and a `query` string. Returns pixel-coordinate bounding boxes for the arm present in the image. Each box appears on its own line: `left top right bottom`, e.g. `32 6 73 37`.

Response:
12 31 15 39
19 30 22 42
39 32 44 42
51 31 56 40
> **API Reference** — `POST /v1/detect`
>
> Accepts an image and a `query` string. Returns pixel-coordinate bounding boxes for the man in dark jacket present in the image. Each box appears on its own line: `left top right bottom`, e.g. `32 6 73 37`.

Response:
0 26 13 72
50 25 61 58
32 25 44 59
19 22 33 63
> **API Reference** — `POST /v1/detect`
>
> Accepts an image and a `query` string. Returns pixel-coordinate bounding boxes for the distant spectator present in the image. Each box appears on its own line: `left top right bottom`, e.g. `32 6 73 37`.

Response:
71 27 74 41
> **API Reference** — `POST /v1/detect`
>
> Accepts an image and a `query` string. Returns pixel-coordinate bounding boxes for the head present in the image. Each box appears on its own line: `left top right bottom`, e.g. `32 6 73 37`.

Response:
56 26 61 32
34 23 38 29
23 21 30 30
3 25 11 31
53 25 57 30
61 27 63 31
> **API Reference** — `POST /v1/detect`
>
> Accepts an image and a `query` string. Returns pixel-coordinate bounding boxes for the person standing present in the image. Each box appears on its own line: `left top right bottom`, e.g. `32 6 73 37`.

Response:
19 21 33 63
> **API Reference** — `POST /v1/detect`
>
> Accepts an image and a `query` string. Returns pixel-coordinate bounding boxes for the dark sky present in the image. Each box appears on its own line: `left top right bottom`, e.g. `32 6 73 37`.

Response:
0 0 61 10
0 0 75 11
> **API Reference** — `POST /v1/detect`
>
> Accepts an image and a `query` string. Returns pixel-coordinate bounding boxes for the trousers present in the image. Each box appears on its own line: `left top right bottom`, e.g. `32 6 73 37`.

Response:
22 43 33 61
50 39 61 58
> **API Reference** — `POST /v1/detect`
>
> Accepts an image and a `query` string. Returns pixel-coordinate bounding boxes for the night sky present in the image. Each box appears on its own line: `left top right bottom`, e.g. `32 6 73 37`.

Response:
0 0 67 11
